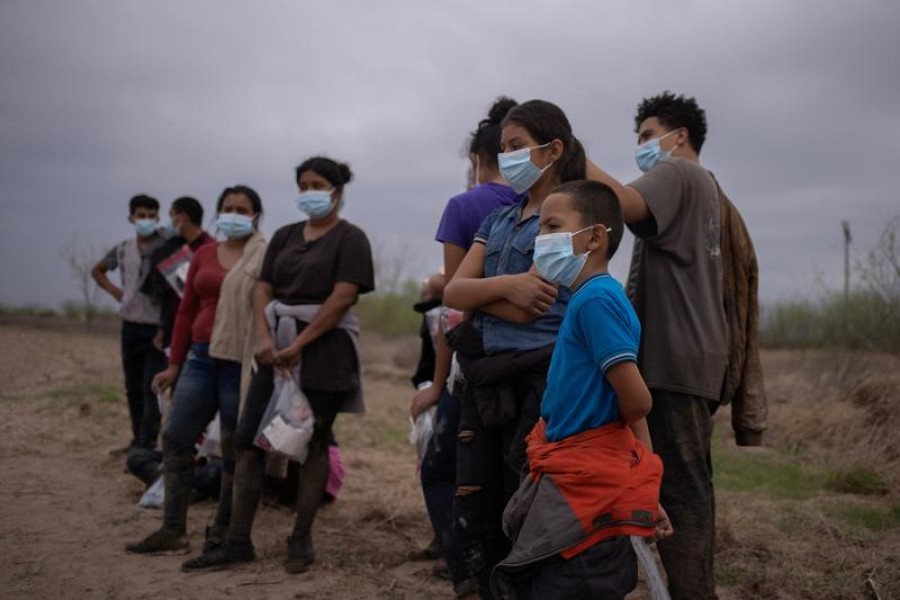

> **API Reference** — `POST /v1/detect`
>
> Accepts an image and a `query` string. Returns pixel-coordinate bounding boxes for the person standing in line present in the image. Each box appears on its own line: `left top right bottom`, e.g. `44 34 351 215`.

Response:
141 196 214 352
587 91 766 600
182 156 374 575
92 194 168 453
491 180 671 600
409 96 521 600
125 185 267 555
442 99 585 599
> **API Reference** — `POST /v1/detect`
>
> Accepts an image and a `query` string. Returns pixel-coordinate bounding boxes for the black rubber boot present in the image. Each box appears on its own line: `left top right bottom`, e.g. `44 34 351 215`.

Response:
181 540 256 572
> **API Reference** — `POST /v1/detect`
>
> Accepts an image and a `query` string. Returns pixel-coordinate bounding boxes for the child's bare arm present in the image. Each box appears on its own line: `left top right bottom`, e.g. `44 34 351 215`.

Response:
605 361 652 423
628 416 653 452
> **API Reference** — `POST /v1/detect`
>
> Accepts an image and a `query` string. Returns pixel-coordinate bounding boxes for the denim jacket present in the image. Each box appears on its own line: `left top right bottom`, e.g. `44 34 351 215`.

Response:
473 200 570 355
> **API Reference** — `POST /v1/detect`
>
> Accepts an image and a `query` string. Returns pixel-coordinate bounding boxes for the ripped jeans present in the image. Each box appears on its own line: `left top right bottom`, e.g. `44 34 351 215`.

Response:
454 381 542 599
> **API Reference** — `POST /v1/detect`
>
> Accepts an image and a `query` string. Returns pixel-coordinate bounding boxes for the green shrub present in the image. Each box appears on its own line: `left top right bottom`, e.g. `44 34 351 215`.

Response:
355 279 422 337
762 216 900 352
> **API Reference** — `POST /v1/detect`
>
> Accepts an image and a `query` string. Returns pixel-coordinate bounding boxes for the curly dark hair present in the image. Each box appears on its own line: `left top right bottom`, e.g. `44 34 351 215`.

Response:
634 91 707 153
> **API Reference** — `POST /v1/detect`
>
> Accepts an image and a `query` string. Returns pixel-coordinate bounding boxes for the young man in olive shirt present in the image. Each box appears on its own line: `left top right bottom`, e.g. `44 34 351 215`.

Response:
589 92 733 600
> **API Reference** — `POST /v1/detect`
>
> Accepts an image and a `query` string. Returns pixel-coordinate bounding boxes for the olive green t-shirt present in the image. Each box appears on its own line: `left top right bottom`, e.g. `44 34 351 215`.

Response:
626 157 727 400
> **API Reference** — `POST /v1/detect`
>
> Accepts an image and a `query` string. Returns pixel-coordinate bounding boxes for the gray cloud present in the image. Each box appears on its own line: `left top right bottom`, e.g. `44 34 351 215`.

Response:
1 0 897 308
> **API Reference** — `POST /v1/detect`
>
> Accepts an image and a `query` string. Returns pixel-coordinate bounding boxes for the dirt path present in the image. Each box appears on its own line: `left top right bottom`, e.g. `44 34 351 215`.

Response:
0 325 454 599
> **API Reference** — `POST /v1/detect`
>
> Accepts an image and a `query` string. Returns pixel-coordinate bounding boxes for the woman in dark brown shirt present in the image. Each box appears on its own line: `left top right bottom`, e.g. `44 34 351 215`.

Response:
182 156 374 574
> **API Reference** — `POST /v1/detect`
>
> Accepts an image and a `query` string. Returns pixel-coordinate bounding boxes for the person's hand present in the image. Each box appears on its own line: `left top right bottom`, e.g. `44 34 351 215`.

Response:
504 272 558 316
254 334 279 366
652 503 674 542
111 287 124 303
277 342 303 370
152 330 165 352
410 384 441 420
152 365 180 394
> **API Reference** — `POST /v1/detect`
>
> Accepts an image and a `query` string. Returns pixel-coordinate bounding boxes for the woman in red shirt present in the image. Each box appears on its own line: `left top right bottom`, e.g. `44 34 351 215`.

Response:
126 185 266 554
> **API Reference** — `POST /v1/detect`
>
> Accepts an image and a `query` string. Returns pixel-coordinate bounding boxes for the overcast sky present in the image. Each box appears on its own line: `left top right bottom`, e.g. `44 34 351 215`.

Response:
1 0 897 310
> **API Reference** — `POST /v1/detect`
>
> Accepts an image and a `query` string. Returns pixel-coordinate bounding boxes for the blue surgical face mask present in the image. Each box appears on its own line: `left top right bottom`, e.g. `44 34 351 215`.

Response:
634 129 680 173
296 189 335 219
498 143 554 194
533 225 610 288
217 213 255 239
133 219 158 237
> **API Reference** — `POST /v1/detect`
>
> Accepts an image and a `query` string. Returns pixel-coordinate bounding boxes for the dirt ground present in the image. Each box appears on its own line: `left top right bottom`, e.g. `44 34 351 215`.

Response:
0 322 897 599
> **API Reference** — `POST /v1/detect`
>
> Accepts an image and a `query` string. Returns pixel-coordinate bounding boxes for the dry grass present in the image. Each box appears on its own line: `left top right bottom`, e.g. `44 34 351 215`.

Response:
1 320 899 599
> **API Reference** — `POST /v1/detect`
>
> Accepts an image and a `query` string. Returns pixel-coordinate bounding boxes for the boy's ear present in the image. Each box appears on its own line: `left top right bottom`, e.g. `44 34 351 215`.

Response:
128 214 135 224
587 224 606 254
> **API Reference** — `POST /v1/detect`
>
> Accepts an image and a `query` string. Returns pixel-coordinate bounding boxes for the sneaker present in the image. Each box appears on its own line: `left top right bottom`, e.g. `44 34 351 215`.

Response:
181 541 255 572
284 535 315 574
125 528 189 555
202 523 228 554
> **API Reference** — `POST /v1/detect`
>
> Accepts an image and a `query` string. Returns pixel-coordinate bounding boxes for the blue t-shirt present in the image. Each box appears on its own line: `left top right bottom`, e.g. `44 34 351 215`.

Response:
472 199 571 355
435 182 522 251
541 273 641 442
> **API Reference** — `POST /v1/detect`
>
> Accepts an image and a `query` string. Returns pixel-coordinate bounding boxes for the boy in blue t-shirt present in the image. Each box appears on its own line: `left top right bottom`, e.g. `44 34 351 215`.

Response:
492 181 672 600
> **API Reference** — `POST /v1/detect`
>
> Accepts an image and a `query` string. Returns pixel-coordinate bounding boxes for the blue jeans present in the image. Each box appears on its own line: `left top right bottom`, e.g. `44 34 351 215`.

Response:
161 343 240 532
420 389 476 597
120 320 166 448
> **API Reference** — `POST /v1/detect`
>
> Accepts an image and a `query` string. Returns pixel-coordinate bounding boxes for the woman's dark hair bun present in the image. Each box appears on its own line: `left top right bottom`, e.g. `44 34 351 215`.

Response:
295 156 353 188
338 162 353 185
487 96 518 126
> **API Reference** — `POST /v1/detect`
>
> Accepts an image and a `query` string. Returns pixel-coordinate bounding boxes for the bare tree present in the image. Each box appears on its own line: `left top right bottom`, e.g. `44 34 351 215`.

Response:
856 216 900 322
59 239 104 330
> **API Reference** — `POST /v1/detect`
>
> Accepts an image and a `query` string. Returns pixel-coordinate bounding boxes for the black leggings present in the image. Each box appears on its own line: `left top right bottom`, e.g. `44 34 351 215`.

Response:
228 365 350 544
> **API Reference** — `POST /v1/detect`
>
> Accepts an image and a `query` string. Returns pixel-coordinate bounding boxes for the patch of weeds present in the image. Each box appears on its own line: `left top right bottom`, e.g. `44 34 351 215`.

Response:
776 505 807 535
50 383 120 405
713 444 827 500
716 561 754 587
825 468 890 496
831 502 900 532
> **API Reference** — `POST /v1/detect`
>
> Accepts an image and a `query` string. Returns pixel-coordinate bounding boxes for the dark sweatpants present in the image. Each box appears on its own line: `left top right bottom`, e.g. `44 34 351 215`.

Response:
499 536 637 600
647 389 718 600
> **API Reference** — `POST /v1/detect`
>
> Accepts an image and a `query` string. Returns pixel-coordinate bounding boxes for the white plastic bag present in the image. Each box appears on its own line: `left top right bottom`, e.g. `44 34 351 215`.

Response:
197 412 222 459
409 381 435 464
631 536 671 600
138 476 165 509
254 373 315 463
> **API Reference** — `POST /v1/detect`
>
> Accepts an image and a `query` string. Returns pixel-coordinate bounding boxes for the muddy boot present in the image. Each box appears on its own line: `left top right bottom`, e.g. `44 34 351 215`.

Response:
161 451 194 533
285 534 315 574
227 449 266 544
181 539 256 572
202 522 229 554
125 528 189 555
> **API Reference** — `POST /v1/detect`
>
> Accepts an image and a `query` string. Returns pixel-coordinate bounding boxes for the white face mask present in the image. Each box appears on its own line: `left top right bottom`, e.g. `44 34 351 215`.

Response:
533 225 610 288
296 189 335 218
634 129 680 173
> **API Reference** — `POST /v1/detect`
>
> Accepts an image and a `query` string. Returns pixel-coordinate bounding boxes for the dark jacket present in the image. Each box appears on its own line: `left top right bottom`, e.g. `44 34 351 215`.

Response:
715 178 768 445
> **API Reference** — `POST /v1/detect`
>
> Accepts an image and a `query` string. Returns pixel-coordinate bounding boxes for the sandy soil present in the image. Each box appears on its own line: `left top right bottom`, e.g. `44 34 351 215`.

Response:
1 323 897 599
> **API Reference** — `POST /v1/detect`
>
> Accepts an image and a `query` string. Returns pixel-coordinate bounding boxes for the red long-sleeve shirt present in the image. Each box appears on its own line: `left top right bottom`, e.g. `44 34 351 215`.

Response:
169 243 227 366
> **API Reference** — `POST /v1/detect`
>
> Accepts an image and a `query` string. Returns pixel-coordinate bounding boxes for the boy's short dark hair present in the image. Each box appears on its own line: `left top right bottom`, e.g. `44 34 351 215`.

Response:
129 194 159 215
634 91 708 153
552 180 624 260
171 196 203 226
